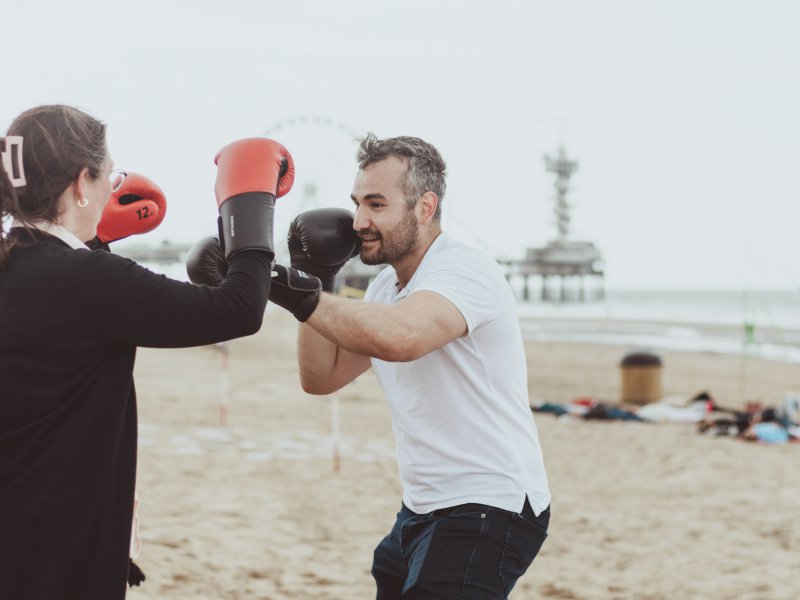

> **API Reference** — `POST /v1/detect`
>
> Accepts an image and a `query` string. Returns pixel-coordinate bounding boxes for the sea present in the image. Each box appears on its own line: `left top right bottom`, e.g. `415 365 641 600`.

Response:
141 261 800 364
514 287 800 364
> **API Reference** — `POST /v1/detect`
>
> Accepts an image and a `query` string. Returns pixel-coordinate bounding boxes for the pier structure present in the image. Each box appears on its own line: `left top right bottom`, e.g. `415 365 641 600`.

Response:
507 145 605 302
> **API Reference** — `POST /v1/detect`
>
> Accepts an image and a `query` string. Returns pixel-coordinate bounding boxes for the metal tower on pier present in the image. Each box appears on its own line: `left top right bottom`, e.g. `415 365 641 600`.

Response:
545 146 579 242
506 145 605 302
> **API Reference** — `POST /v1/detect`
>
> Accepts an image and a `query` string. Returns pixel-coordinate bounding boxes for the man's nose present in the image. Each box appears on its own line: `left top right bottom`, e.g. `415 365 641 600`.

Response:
352 206 367 231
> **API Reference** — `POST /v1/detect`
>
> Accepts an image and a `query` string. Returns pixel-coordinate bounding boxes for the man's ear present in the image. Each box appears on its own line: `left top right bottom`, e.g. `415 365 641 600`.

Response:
417 191 438 224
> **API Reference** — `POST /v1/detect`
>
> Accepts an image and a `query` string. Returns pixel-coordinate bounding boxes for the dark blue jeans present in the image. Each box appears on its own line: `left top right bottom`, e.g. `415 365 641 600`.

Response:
372 499 549 599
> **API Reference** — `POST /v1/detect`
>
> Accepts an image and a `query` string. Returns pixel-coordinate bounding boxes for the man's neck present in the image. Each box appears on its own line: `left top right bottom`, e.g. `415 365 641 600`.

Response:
392 227 442 289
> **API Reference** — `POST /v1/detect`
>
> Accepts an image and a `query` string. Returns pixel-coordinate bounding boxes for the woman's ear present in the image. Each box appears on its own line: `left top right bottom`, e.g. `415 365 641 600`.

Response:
71 167 91 202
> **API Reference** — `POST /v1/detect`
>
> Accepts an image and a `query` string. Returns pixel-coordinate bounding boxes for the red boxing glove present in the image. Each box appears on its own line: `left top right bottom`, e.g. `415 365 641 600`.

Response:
214 138 294 205
96 172 167 243
213 138 294 259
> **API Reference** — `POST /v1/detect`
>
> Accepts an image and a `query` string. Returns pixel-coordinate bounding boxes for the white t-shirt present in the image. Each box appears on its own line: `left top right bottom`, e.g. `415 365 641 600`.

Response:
364 233 551 515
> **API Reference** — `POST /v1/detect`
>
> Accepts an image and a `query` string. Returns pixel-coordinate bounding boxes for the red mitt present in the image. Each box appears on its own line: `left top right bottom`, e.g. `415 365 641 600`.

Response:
96 172 167 243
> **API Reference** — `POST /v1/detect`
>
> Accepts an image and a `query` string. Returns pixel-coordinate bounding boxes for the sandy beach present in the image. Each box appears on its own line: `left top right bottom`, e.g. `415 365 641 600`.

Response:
127 307 800 600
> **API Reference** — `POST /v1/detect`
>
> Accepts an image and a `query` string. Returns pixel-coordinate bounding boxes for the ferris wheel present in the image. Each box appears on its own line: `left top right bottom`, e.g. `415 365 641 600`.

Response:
265 116 364 262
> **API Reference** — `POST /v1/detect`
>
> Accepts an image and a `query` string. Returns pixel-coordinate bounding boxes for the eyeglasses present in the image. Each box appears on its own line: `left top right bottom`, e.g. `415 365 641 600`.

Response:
109 169 127 193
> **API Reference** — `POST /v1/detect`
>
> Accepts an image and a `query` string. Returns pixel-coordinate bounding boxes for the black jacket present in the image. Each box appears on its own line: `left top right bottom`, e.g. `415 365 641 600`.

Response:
0 230 270 599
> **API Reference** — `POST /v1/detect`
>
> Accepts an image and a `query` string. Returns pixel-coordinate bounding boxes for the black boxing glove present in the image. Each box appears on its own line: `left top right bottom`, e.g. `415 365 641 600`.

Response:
185 236 322 323
287 208 360 292
185 239 322 321
186 236 227 287
269 264 323 322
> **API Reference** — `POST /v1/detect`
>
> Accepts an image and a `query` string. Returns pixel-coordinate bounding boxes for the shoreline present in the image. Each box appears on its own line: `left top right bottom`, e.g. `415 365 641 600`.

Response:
518 314 800 365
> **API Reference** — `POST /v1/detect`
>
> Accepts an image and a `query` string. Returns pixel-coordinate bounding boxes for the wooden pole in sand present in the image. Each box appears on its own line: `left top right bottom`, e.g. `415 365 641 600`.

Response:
331 394 341 473
218 342 230 425
738 284 754 405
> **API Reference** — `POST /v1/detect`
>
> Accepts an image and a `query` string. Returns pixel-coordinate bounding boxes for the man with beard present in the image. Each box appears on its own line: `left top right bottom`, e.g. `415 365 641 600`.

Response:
188 134 551 599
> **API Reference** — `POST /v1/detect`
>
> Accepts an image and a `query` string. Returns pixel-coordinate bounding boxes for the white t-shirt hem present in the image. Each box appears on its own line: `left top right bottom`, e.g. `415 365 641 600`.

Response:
404 491 551 517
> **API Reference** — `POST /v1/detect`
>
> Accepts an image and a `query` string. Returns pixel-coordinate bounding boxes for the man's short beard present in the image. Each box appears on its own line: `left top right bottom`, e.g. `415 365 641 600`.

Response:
360 207 419 265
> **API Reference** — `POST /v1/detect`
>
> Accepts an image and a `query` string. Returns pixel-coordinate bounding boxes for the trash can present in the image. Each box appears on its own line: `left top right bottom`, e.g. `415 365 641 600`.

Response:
620 352 662 404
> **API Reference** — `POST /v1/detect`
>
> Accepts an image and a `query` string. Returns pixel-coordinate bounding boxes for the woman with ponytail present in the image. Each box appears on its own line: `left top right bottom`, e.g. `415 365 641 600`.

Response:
0 105 276 599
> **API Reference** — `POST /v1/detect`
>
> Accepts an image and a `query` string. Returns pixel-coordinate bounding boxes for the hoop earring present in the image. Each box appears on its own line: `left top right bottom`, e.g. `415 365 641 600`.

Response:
77 198 89 208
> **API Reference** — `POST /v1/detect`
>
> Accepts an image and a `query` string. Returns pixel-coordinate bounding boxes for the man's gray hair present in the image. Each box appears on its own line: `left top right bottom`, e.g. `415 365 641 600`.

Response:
356 133 447 220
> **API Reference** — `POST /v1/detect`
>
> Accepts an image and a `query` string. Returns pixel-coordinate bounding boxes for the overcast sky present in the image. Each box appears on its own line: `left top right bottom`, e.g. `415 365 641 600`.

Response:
3 0 799 289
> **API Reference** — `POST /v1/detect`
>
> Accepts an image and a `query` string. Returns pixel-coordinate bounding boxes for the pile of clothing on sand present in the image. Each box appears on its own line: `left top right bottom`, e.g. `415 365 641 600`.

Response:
695 392 800 444
531 391 800 445
531 397 643 422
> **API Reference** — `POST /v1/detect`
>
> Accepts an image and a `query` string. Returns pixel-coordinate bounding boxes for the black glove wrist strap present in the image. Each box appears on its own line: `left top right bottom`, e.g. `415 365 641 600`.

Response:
218 192 276 259
269 265 323 322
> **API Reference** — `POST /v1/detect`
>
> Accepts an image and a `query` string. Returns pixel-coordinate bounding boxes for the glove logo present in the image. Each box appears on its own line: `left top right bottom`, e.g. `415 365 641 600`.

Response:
229 215 235 238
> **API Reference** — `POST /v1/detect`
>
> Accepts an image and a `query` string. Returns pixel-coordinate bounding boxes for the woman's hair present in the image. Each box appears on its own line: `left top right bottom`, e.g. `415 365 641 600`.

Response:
0 104 107 268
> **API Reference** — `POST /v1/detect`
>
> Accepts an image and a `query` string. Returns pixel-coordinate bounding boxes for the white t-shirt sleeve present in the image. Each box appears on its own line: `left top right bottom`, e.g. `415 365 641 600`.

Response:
412 248 500 334
364 266 394 303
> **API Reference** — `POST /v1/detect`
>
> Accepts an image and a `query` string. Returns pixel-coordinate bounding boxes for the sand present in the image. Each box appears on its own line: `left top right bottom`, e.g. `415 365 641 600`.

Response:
127 308 800 600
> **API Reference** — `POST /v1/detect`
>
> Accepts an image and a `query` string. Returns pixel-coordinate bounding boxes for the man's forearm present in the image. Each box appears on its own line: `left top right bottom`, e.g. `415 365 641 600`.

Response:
297 321 340 385
306 293 415 362
296 297 375 393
